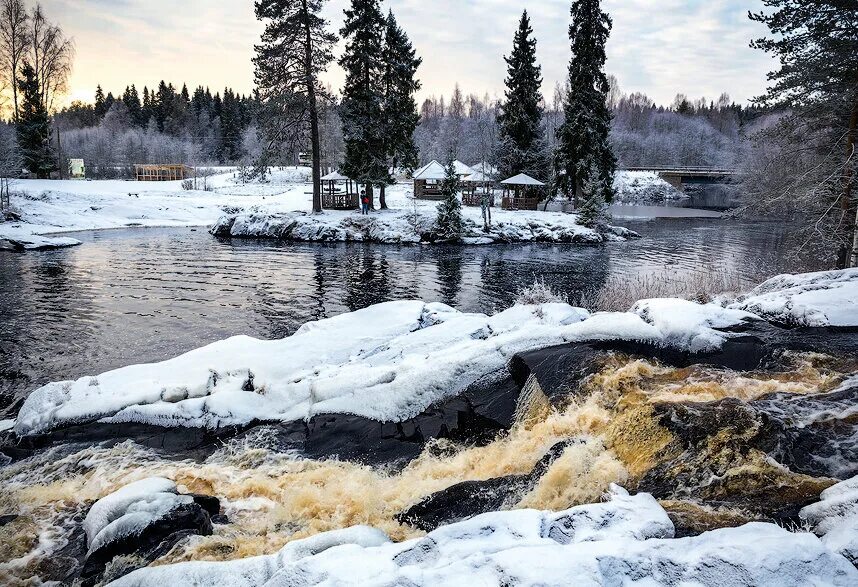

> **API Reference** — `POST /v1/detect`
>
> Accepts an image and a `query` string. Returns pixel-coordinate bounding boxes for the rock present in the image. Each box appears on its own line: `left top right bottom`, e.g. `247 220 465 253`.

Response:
78 478 217 586
397 440 577 531
800 475 858 566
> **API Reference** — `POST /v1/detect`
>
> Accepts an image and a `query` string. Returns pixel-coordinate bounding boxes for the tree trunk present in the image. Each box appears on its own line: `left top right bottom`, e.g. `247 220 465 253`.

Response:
379 184 386 209
302 0 322 214
366 183 374 210
846 92 858 268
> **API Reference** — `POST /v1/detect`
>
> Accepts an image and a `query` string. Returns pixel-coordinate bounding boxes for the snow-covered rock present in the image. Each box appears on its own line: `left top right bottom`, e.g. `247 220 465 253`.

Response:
14 292 776 437
800 475 858 564
632 298 759 352
728 268 858 327
108 486 857 587
84 477 191 554
0 230 82 250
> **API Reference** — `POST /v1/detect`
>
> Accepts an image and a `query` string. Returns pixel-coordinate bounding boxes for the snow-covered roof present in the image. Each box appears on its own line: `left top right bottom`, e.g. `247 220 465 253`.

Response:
464 171 493 183
453 160 474 176
321 171 349 181
412 160 447 181
501 173 545 186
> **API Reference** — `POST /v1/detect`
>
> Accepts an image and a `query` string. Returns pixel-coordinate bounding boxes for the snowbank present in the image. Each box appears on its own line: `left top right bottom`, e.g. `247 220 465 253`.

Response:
728 268 858 327
800 475 858 564
109 485 857 586
84 477 191 555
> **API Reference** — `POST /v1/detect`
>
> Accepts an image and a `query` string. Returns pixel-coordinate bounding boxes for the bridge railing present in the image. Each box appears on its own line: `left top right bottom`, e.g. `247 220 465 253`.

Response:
622 166 737 175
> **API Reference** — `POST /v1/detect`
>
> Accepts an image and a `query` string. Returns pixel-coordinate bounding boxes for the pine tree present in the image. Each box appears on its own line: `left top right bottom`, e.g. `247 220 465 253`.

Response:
255 0 337 213
122 85 143 126
16 63 55 178
339 0 388 207
556 0 617 205
379 10 421 209
749 1 858 268
94 85 107 119
496 11 545 180
576 155 610 229
435 153 463 240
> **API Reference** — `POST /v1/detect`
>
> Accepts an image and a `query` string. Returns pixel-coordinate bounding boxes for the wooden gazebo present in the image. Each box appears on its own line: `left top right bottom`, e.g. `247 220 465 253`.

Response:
321 171 358 210
412 160 447 200
462 171 494 207
500 173 545 211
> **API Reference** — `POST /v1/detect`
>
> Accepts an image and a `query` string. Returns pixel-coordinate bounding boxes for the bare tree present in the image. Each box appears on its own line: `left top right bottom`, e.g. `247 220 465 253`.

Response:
28 3 73 114
0 0 29 121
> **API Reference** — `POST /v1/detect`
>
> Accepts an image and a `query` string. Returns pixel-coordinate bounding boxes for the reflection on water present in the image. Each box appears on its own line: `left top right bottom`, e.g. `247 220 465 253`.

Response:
0 218 810 415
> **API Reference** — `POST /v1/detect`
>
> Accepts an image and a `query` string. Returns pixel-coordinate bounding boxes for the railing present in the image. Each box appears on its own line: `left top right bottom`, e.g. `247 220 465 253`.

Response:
622 166 737 175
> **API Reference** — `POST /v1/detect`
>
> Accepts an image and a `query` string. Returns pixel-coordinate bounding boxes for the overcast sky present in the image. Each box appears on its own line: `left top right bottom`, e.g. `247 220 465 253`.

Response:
42 0 776 107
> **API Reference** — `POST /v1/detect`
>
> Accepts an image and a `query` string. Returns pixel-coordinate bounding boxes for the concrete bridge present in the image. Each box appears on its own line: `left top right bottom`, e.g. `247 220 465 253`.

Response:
622 167 738 191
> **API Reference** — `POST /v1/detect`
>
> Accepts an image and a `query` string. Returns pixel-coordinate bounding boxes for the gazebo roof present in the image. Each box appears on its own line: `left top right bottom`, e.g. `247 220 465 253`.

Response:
500 173 545 186
470 161 498 176
464 171 493 183
412 160 447 180
453 160 474 176
321 171 349 181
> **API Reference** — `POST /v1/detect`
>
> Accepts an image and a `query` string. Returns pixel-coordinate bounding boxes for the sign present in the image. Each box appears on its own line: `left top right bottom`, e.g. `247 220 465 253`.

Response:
69 159 86 180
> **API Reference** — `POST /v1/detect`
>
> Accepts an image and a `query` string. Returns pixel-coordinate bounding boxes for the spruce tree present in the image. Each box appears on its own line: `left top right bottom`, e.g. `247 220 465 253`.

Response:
339 0 388 207
94 85 107 119
556 0 617 205
16 63 55 178
255 0 337 213
435 153 463 240
378 10 421 209
577 155 610 229
122 85 143 126
496 11 545 180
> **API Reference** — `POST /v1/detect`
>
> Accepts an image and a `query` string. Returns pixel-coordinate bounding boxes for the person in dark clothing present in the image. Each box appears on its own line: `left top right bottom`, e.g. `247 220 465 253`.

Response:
360 189 370 215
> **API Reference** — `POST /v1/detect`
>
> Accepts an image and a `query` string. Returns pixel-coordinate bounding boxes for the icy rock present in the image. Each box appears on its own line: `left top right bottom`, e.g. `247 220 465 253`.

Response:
800 475 858 565
82 477 217 585
109 489 858 587
728 268 858 327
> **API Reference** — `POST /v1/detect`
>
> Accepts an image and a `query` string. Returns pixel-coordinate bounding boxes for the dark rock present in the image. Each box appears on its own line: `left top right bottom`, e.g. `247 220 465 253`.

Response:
80 501 213 586
397 440 579 531
0 513 17 526
190 493 221 517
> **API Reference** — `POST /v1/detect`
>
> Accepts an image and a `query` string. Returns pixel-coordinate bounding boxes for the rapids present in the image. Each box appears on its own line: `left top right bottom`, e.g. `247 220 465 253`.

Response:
1 349 855 585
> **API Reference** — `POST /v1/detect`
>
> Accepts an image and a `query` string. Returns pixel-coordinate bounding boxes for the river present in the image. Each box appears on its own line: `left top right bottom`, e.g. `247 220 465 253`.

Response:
0 212 808 417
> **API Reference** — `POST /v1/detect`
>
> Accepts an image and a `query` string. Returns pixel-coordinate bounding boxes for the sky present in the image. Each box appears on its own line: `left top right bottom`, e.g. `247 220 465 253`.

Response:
42 0 776 108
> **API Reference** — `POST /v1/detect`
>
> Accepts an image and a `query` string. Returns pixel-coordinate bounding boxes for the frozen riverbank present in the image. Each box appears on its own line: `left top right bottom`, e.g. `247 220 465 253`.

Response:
0 169 672 249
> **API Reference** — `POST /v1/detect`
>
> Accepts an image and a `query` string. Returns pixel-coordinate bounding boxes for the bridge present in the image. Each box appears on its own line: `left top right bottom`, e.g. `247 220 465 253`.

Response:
622 167 738 191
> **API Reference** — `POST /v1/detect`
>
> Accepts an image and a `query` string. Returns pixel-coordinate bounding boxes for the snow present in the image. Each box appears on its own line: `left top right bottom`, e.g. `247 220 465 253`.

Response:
412 161 446 180
0 168 638 247
728 268 858 327
84 477 191 554
13 291 770 437
632 298 759 352
500 173 545 186
108 485 858 587
612 170 685 204
800 475 858 564
0 418 14 432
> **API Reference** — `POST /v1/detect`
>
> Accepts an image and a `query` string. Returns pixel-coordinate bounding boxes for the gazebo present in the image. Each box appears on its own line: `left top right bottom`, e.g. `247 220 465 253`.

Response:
470 161 498 177
500 173 545 211
462 171 494 206
412 160 448 200
321 171 358 210
453 160 475 180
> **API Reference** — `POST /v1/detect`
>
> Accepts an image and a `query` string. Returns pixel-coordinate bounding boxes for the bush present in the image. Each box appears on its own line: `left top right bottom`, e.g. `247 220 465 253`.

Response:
515 278 567 305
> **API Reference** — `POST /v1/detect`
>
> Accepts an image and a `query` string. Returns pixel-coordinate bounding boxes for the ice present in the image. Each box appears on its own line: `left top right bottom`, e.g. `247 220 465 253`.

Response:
800 475 858 564
109 487 857 586
84 477 191 554
728 268 858 327
0 419 14 432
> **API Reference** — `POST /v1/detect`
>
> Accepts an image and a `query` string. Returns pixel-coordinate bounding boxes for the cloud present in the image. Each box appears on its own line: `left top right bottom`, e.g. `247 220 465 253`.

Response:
43 0 775 106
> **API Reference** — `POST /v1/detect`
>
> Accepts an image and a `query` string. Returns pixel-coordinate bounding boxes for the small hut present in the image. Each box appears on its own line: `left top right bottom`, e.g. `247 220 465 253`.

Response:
453 160 475 180
135 164 192 182
500 173 545 211
462 171 494 206
412 160 448 200
321 171 358 209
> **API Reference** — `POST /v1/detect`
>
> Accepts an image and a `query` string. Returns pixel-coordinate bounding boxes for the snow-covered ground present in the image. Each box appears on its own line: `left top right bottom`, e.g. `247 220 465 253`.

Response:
0 168 660 249
108 484 858 587
14 268 854 438
612 171 685 204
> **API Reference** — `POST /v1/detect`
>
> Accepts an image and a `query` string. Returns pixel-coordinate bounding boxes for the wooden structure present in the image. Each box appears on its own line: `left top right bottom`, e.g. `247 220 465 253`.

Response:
452 160 475 180
321 171 358 210
135 164 192 182
500 173 545 211
412 160 448 200
462 171 494 207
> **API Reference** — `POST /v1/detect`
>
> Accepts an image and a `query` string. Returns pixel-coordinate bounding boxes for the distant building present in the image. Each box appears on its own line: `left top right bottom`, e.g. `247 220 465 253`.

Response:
69 159 86 180
134 164 192 182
